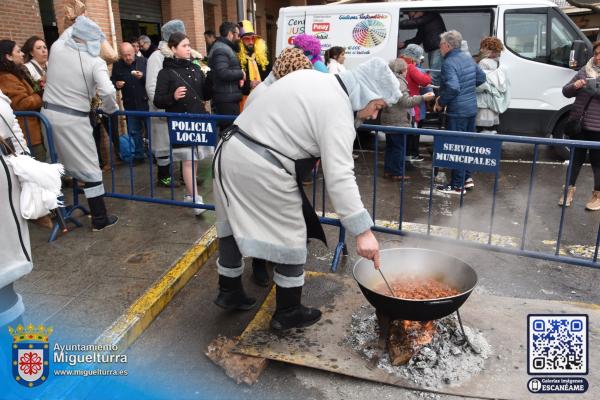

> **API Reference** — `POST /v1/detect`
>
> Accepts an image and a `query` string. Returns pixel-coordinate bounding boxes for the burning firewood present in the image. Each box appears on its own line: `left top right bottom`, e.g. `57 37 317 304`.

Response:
387 320 437 366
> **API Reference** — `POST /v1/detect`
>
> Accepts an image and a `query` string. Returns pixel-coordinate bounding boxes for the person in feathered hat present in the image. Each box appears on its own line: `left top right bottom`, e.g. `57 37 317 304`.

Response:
237 20 270 111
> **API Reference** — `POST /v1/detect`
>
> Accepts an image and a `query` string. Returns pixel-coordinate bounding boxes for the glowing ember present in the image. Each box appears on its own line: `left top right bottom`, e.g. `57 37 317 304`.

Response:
387 319 438 365
401 320 436 347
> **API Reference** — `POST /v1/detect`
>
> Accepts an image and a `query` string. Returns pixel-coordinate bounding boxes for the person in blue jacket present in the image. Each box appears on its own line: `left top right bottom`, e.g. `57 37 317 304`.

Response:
434 30 486 194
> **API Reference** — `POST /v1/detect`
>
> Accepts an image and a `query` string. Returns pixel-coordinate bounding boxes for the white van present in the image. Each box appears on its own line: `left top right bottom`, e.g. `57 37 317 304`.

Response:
276 0 592 143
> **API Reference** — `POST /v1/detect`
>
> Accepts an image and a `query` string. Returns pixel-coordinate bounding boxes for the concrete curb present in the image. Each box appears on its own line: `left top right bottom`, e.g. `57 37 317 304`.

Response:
94 225 218 349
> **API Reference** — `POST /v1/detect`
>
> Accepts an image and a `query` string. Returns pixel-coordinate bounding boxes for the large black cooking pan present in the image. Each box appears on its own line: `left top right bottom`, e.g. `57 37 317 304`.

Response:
353 248 478 321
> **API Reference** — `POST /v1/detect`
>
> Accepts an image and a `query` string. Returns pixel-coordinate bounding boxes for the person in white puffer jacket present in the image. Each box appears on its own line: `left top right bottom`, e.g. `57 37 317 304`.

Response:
475 37 511 133
0 89 31 330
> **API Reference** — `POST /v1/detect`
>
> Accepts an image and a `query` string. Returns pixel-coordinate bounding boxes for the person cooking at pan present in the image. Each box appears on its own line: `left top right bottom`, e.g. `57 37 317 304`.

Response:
213 57 401 331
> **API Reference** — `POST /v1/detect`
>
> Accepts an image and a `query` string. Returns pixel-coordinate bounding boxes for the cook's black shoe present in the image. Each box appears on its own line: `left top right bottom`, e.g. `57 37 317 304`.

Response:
270 285 321 330
214 275 256 311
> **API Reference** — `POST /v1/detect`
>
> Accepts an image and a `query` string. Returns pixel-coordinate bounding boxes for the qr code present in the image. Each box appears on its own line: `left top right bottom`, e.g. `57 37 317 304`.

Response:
528 314 588 375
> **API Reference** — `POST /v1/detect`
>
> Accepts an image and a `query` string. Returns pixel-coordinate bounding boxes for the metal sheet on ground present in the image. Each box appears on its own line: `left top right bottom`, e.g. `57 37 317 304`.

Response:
233 272 600 400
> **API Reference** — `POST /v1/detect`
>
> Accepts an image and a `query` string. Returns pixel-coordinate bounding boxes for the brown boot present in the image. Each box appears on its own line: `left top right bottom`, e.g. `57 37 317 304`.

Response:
586 191 600 211
31 215 54 230
558 185 576 207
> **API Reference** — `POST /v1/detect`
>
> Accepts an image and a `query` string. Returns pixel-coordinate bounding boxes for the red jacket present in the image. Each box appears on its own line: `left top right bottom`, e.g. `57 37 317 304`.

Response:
401 56 431 121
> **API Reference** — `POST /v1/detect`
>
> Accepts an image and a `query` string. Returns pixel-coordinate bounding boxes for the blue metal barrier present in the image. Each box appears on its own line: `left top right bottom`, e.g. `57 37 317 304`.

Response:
14 111 87 242
98 110 234 211
348 124 600 270
95 110 600 272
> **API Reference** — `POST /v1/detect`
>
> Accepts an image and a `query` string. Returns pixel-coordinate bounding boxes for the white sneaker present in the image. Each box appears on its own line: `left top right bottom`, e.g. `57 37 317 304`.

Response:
436 185 467 195
183 195 207 216
464 177 475 190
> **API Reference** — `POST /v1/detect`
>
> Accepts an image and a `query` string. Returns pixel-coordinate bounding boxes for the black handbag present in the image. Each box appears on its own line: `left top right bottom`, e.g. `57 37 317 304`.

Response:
565 95 594 140
88 108 100 129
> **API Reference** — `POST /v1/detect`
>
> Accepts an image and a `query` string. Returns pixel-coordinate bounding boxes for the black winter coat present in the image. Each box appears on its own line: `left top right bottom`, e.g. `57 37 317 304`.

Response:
153 57 208 114
208 38 244 103
141 44 158 59
111 56 149 111
563 67 600 132
399 12 446 53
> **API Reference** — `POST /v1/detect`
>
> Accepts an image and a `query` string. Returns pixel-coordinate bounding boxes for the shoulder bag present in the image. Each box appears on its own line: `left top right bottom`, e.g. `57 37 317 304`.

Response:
565 95 595 140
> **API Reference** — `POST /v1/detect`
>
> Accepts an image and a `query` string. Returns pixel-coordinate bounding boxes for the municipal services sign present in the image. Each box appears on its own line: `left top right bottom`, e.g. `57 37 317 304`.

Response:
168 117 217 146
433 136 501 173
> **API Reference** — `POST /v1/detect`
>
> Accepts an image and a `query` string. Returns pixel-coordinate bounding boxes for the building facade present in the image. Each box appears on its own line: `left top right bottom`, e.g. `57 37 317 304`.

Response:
0 0 333 59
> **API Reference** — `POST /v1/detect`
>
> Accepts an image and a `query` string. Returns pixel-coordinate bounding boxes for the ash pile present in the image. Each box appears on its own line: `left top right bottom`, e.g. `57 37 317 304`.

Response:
346 305 492 388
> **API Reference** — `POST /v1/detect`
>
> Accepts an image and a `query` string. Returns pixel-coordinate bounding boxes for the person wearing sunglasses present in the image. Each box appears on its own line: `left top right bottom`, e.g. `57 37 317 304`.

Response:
237 20 270 111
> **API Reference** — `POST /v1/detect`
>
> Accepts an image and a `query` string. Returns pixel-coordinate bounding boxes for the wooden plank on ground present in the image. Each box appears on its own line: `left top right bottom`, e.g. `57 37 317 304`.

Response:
206 335 268 385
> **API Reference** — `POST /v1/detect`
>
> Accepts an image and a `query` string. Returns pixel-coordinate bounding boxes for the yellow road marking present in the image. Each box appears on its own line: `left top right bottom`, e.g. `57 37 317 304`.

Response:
95 225 218 349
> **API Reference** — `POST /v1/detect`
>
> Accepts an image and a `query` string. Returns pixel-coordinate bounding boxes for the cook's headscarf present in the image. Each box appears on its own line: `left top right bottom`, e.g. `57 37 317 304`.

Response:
272 47 313 79
338 57 401 111
66 16 105 57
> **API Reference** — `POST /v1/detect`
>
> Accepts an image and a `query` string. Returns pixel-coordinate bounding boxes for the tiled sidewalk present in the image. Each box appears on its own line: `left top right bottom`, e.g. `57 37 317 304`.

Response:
14 162 215 345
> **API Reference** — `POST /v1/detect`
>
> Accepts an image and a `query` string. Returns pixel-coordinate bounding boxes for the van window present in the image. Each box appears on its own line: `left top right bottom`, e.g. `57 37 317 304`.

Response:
504 13 547 62
550 14 578 67
397 10 493 57
504 9 580 67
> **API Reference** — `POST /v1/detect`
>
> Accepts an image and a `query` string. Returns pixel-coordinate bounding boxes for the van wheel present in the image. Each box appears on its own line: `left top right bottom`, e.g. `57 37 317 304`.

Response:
551 116 570 161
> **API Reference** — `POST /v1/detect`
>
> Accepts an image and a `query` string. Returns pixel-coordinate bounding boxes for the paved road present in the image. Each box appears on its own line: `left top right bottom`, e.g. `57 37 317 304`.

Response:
15 141 598 399
116 141 600 399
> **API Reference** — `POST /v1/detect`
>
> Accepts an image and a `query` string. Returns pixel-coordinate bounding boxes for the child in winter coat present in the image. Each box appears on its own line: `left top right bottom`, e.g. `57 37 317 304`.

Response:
381 58 434 180
154 32 209 216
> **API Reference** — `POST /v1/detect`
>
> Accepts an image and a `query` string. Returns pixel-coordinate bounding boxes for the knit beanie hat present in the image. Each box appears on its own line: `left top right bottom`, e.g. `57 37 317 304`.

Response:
338 57 401 111
70 16 105 57
161 20 186 42
401 44 424 62
272 47 313 79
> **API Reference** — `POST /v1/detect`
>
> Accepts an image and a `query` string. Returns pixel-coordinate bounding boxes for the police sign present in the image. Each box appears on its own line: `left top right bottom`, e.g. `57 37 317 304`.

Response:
168 117 217 146
433 136 501 173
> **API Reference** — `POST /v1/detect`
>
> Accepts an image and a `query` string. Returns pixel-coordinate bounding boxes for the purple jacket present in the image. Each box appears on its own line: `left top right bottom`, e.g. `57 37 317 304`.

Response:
563 68 600 132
